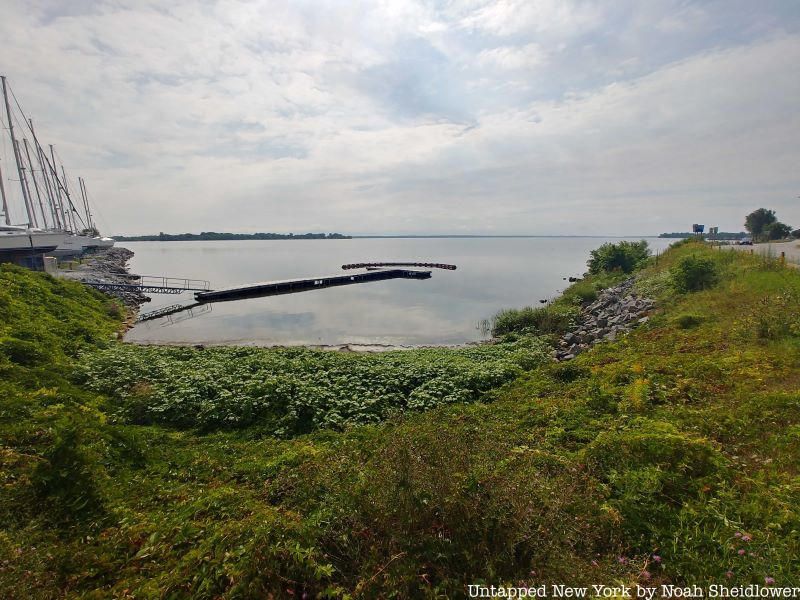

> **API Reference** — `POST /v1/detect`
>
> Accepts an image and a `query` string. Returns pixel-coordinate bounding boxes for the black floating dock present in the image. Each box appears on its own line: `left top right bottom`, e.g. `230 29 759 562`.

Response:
194 268 431 303
342 262 457 270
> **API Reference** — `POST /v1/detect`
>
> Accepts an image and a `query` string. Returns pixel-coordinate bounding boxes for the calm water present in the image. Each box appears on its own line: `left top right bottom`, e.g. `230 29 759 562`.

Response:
123 237 672 347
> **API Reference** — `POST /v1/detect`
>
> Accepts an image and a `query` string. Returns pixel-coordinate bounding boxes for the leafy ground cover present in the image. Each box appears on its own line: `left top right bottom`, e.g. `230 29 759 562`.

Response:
1 242 799 598
78 338 551 435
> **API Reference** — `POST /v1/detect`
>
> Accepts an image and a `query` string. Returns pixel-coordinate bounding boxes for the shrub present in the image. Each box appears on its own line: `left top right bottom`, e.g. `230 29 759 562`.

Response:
670 254 719 292
492 304 578 336
584 420 723 539
0 337 46 366
674 313 705 329
31 422 105 521
587 240 650 274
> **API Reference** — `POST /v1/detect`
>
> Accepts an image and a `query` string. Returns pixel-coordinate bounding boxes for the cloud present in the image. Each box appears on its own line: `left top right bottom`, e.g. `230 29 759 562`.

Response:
0 0 798 236
476 43 546 70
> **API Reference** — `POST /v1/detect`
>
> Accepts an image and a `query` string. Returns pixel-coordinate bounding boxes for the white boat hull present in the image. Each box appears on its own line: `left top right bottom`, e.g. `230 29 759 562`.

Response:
85 236 115 249
51 234 94 257
0 229 65 254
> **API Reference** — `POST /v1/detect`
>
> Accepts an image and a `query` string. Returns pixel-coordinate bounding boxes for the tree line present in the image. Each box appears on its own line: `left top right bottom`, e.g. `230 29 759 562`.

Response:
113 232 352 241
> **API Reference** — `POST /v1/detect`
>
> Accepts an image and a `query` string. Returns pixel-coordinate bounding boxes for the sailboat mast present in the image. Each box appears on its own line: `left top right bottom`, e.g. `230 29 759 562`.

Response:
0 160 10 226
50 145 69 232
79 177 94 231
14 139 37 227
2 76 34 226
29 119 60 229
61 164 82 232
23 138 48 229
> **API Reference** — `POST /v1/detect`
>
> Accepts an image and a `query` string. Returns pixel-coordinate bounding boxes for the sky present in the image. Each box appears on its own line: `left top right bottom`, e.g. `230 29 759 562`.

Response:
1 0 799 236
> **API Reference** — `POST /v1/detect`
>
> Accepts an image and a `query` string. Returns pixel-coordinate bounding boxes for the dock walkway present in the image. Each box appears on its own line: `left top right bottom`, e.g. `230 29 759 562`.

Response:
194 268 431 303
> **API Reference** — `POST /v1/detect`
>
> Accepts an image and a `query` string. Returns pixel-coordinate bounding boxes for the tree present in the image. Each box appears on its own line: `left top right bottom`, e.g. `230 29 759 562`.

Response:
764 222 792 241
792 229 800 239
744 208 777 240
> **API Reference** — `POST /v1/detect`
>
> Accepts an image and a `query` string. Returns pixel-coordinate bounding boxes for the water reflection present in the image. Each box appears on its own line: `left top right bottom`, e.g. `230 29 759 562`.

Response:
123 237 673 346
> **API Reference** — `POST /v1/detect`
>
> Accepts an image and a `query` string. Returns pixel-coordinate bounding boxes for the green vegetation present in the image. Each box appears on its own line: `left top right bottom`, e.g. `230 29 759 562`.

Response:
78 340 550 435
2 242 800 597
670 253 719 292
113 231 351 241
492 303 578 336
587 239 650 274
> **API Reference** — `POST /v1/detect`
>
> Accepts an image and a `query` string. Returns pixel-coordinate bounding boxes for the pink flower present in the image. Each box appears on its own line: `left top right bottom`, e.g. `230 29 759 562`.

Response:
741 534 752 542
652 555 662 563
726 571 734 579
737 549 746 556
591 560 599 567
734 532 742 538
618 557 628 564
765 577 775 585
640 571 652 581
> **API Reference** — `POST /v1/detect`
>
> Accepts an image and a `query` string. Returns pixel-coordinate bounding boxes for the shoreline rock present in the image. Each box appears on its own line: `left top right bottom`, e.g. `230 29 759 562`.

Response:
554 277 654 361
57 247 149 312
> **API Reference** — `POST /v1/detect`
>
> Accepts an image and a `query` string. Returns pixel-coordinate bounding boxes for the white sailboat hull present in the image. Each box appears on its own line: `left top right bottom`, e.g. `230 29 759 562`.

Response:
85 236 115 249
52 234 94 257
0 229 65 254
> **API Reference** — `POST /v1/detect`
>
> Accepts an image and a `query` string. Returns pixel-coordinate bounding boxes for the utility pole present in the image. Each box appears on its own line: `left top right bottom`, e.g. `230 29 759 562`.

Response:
2 76 34 226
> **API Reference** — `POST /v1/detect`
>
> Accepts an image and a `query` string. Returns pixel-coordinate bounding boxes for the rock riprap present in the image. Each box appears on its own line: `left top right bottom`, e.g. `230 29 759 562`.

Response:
59 247 149 310
554 277 654 361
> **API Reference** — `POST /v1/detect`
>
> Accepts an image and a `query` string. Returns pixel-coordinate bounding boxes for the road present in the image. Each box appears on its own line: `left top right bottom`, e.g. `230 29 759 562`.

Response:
729 239 800 265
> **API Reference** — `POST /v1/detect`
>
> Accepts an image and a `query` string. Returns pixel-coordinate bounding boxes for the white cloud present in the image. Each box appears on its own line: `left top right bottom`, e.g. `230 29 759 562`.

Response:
476 43 546 70
459 0 601 37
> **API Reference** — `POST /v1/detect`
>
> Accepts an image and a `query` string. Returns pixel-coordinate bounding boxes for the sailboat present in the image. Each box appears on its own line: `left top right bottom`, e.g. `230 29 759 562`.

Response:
0 75 112 259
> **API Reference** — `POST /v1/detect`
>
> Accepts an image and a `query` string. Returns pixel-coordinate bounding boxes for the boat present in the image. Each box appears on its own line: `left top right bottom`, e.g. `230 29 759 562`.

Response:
0 225 64 254
1 75 113 260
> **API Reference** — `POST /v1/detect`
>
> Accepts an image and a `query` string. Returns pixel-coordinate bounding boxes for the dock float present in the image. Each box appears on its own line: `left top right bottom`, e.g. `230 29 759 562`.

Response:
194 268 431 303
342 262 457 270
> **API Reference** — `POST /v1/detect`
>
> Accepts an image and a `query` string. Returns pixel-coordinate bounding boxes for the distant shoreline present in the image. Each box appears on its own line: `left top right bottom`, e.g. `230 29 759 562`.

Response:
113 232 351 241
115 233 666 241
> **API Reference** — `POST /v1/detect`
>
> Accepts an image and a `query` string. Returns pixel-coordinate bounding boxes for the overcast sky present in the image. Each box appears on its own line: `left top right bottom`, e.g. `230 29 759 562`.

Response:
1 0 799 235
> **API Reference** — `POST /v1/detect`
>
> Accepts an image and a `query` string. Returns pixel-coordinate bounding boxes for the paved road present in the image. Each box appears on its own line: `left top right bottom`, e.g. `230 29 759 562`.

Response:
729 240 800 265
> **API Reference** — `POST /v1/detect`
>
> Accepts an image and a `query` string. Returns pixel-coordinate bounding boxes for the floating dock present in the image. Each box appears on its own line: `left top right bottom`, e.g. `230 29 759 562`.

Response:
194 268 431 303
342 262 457 270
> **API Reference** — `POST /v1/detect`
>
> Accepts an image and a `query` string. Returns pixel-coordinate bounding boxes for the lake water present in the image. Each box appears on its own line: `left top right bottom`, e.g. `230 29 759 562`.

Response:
123 237 673 347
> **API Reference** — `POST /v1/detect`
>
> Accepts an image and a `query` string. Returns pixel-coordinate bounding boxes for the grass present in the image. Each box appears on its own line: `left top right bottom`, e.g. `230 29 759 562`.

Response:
1 242 800 597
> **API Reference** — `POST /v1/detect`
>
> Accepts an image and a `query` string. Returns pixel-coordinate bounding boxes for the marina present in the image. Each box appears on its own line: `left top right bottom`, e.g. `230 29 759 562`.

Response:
0 75 113 267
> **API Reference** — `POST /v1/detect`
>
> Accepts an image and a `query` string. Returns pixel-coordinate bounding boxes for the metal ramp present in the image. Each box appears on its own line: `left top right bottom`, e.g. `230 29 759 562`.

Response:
84 275 210 295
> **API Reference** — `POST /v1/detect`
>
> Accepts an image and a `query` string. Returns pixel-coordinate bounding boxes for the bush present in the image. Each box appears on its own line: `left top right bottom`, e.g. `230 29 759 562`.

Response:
492 304 578 336
674 313 705 329
587 240 650 274
32 423 105 521
670 254 719 292
584 420 723 539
